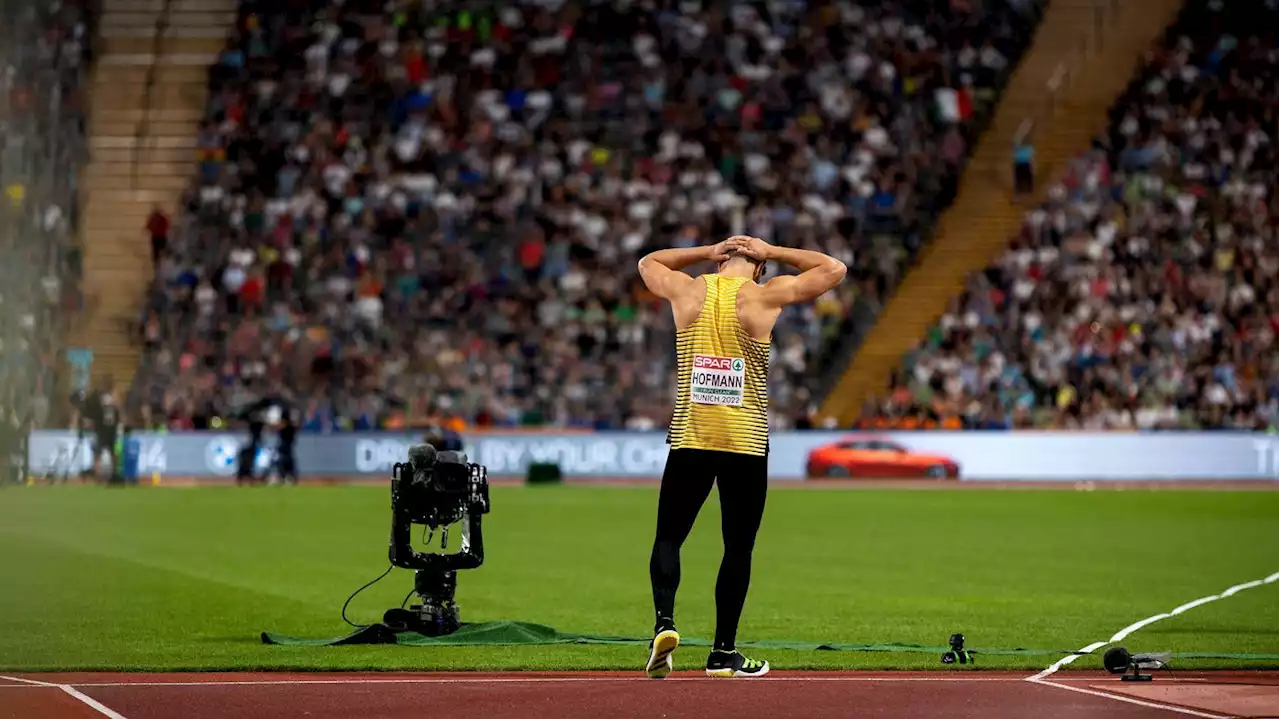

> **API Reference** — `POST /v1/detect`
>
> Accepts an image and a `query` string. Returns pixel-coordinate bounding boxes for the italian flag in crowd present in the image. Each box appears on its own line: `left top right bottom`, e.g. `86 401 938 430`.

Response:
935 87 974 123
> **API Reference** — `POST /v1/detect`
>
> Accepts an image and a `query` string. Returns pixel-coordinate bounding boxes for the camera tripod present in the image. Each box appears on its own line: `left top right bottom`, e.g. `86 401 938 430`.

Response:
382 568 461 636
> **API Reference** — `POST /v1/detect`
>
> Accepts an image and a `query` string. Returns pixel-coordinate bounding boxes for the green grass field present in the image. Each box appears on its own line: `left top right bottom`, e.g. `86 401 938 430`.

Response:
0 485 1275 672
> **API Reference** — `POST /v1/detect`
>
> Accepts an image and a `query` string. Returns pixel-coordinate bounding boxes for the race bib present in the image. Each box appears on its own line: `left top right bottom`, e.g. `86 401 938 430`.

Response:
690 354 745 406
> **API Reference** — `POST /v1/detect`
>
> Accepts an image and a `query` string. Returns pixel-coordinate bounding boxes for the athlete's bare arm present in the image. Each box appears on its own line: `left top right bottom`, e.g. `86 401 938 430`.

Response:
637 239 740 298
729 237 846 341
638 238 743 326
735 237 847 308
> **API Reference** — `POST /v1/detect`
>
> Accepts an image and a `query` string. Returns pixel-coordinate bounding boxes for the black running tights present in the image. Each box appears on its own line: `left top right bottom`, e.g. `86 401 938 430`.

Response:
649 448 768 651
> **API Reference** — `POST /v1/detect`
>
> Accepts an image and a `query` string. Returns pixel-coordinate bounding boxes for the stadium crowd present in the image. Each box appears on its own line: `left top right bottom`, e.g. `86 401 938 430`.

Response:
133 0 1045 432
861 0 1279 431
0 0 91 433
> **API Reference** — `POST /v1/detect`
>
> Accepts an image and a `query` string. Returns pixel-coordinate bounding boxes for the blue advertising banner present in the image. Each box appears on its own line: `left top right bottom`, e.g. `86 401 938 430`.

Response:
24 430 1279 482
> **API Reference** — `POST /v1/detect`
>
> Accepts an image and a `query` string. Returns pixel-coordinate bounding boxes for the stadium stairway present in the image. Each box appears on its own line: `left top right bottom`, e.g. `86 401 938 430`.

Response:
819 0 1182 424
75 0 234 387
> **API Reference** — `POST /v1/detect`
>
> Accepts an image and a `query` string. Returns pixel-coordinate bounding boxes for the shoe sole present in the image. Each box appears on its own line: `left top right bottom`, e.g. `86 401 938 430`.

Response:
706 661 770 678
645 630 680 679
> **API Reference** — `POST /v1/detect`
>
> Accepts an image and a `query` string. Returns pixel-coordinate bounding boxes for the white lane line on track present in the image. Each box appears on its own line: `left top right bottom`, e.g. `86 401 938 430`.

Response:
1029 571 1279 682
0 674 60 687
59 686 131 719
1024 678 1230 719
0 670 1203 690
0 674 131 717
0 677 1037 689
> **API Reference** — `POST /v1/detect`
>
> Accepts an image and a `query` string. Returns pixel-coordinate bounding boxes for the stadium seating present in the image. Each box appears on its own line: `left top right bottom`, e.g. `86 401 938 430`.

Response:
0 0 92 428
135 0 1046 431
860 0 1278 431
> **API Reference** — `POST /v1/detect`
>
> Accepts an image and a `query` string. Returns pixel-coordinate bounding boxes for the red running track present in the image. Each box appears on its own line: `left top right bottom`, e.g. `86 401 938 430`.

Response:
0 671 1275 719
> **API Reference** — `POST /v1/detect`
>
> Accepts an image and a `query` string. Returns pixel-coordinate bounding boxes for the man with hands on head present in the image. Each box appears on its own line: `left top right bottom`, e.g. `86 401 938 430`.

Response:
636 235 846 679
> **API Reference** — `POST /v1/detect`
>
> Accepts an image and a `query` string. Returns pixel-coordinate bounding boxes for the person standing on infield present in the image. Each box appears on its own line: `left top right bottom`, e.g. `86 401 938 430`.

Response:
637 235 847 678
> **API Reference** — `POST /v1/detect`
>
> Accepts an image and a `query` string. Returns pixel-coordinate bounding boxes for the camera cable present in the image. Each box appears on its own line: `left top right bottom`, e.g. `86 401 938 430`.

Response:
340 563 395 628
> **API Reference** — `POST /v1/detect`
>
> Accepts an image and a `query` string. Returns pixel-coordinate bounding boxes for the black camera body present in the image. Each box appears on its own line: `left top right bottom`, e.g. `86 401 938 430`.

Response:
393 448 490 530
385 445 490 636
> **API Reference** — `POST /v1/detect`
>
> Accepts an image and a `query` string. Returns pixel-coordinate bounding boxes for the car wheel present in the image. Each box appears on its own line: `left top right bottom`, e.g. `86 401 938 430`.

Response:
925 465 947 479
825 465 851 478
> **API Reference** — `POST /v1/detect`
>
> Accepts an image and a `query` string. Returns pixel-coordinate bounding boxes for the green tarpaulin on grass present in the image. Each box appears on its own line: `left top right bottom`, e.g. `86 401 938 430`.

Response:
259 620 1036 655
261 621 1276 661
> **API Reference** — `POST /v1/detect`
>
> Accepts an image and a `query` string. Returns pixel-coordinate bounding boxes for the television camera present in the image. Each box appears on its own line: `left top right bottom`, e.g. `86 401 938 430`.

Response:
382 444 490 636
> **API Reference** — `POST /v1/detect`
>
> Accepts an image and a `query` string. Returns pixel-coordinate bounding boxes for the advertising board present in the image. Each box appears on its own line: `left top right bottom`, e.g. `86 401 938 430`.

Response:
25 430 1278 482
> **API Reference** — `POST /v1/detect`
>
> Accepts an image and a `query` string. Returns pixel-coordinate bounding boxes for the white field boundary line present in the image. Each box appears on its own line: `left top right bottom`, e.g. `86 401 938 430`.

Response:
1024 571 1279 719
0 673 130 718
1029 571 1280 681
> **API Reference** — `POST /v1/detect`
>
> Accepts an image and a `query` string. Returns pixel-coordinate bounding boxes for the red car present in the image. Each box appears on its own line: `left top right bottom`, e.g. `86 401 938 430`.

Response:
806 438 960 479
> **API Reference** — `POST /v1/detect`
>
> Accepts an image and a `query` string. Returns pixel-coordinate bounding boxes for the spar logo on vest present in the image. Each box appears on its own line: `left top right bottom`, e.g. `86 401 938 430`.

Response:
690 354 745 406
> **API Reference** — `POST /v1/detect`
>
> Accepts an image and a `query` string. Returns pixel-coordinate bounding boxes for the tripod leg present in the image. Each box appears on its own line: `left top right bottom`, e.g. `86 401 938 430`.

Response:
413 569 460 636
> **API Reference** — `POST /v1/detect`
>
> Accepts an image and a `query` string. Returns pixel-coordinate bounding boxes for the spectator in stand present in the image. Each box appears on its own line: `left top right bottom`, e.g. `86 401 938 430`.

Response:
1012 132 1035 197
145 205 170 267
0 0 91 430
860 0 1278 432
135 0 1046 432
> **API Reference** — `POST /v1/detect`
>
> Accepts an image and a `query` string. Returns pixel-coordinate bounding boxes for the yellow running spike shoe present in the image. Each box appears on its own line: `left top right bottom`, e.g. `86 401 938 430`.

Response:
644 629 680 679
705 649 770 678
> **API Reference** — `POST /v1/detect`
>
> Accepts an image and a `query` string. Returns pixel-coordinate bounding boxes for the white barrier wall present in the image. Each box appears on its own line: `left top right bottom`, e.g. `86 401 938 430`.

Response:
26 430 1279 481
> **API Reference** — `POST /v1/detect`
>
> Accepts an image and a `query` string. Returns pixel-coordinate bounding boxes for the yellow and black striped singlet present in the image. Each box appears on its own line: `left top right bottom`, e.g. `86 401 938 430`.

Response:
667 275 770 457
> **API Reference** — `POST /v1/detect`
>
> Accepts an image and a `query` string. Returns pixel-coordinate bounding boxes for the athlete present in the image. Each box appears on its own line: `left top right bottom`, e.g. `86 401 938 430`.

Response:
636 235 847 678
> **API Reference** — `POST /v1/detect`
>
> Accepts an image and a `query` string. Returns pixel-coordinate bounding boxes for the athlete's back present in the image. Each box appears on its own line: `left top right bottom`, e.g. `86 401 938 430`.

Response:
667 274 771 456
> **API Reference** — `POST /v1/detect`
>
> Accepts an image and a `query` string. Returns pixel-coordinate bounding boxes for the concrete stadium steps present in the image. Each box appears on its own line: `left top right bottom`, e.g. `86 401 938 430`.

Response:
104 0 233 10
91 64 210 88
93 78 209 109
89 118 202 139
102 34 225 56
75 0 235 388
820 0 1183 424
101 11 236 29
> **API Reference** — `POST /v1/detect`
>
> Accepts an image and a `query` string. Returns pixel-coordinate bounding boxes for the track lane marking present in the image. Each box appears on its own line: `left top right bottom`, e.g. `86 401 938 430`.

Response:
0 674 131 717
0 674 60 687
59 686 131 719
48 676 1030 688
1024 678 1230 718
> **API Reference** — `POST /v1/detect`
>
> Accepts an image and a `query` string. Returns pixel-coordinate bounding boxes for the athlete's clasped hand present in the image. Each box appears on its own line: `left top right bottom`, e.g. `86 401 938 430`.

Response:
707 236 772 262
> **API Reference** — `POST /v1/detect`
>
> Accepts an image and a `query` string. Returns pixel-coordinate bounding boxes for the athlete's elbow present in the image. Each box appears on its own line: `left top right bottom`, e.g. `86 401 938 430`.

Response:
636 255 665 295
824 259 847 287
